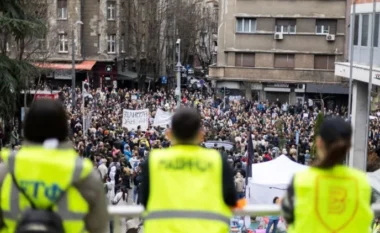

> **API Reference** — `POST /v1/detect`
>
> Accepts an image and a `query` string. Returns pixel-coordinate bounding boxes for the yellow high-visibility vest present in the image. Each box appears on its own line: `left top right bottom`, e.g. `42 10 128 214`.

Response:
144 145 232 233
288 165 373 233
0 147 93 233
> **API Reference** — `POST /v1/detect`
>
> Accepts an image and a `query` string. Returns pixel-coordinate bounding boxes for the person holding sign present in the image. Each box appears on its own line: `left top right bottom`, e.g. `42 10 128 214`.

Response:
140 108 238 233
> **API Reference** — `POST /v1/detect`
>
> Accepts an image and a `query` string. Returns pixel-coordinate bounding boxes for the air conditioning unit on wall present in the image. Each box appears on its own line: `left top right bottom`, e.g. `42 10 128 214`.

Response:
274 33 283 40
326 34 335 41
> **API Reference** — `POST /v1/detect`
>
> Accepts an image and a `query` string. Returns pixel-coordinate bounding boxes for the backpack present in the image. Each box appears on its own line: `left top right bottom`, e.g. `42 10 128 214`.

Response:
10 171 66 233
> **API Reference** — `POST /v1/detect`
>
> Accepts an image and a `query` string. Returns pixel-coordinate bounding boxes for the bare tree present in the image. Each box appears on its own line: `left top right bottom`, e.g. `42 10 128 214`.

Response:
175 0 198 65
145 0 170 87
194 1 218 71
124 0 175 89
123 0 216 90
123 0 144 88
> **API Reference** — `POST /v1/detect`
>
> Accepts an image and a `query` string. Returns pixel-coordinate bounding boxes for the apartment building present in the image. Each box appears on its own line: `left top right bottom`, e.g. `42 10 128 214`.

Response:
209 0 348 104
34 0 131 89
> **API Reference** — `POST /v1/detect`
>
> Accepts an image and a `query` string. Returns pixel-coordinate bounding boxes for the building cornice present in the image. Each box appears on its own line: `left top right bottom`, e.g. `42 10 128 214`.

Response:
234 14 345 19
223 49 344 55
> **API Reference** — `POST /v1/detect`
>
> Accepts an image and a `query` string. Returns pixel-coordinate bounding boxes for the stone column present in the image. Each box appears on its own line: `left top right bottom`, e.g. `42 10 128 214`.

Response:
349 80 368 171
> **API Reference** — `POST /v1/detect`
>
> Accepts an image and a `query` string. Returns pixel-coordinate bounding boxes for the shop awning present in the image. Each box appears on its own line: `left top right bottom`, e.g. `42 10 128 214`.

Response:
34 60 97 71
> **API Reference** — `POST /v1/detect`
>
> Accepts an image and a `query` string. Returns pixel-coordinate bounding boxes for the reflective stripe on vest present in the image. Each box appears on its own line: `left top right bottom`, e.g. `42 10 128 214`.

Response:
144 210 230 225
2 152 85 221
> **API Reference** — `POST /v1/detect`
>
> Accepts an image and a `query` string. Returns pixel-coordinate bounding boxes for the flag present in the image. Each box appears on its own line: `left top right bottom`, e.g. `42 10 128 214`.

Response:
245 132 254 185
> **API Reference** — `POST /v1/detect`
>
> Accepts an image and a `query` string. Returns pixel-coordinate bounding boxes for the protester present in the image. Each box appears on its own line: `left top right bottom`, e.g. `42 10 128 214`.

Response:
267 197 281 233
234 172 245 199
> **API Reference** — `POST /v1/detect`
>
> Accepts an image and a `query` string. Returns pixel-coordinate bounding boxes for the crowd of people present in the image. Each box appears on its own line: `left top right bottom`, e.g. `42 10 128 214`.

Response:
0 86 353 180
48 85 352 202
0 85 363 199
2 84 380 233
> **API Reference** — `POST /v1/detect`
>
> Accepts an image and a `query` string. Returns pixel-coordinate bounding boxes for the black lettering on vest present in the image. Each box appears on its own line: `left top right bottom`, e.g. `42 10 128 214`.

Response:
159 157 212 172
180 158 194 170
196 161 212 172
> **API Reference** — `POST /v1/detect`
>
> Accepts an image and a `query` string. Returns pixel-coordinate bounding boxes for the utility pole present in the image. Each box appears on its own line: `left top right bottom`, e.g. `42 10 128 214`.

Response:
345 0 356 166
176 39 182 109
224 86 226 109
347 0 357 121
71 21 83 109
71 28 76 109
363 0 377 163
173 16 176 70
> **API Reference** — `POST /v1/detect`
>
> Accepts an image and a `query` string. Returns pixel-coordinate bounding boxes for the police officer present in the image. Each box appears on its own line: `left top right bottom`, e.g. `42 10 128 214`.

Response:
282 118 374 233
140 107 238 233
0 99 108 233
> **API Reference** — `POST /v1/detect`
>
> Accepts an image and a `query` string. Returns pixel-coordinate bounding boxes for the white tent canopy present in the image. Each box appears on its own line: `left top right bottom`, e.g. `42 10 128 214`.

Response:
250 155 308 185
247 156 380 204
247 155 308 204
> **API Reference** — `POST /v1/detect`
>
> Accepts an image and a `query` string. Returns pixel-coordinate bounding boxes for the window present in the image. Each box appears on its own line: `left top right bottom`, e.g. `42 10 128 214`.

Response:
354 15 360 46
375 14 379 47
235 53 255 67
57 0 67 19
120 34 125 53
236 18 256 33
274 54 295 68
107 2 116 20
58 33 68 53
361 14 369 46
314 55 335 70
316 19 337 35
275 19 296 34
107 34 116 53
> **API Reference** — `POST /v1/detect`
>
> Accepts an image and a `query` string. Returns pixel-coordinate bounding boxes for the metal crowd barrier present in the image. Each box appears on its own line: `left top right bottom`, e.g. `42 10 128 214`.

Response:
108 204 380 233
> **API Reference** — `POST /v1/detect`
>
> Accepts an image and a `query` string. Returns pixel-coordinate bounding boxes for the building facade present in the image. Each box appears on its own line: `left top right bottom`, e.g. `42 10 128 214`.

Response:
335 0 380 104
209 0 348 104
34 0 129 89
335 0 380 84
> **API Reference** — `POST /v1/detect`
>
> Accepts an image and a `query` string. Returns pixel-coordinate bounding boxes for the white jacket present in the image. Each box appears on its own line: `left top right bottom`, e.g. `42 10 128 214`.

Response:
105 182 115 204
98 164 108 180
109 166 116 183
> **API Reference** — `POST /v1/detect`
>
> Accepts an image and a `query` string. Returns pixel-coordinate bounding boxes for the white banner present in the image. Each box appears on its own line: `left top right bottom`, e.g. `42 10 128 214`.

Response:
153 108 173 127
122 109 149 130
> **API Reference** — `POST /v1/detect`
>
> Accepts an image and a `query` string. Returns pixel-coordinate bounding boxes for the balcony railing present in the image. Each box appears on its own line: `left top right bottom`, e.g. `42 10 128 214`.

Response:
108 204 380 233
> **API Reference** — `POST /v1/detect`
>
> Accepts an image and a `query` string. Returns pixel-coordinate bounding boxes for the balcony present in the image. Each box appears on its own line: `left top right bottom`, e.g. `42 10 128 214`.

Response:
209 66 342 83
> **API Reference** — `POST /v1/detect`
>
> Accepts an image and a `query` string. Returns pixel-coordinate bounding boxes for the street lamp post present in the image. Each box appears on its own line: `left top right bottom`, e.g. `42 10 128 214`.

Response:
176 39 182 109
71 20 83 109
